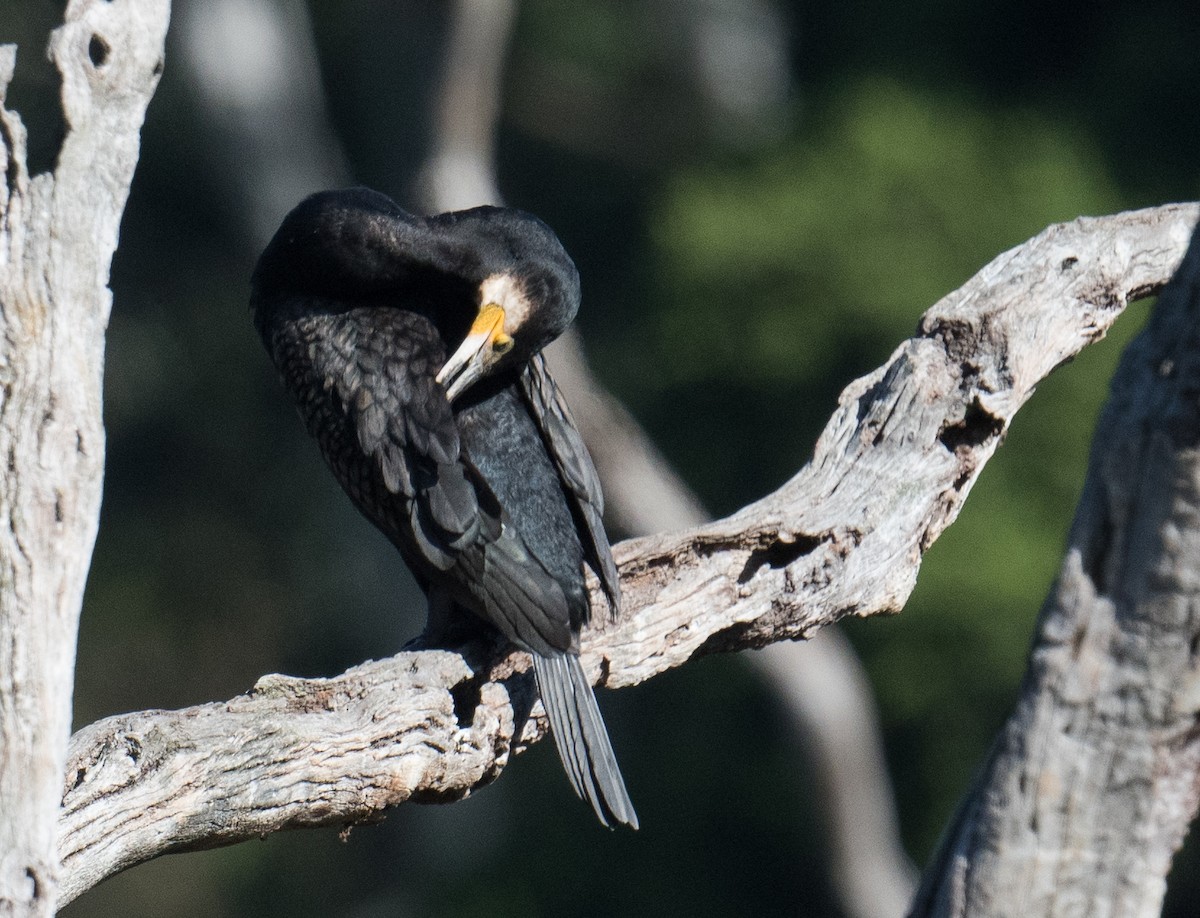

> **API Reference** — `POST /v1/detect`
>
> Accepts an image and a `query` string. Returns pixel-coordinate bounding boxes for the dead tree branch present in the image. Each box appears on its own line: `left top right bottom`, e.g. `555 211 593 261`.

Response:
415 3 916 909
179 4 914 913
56 203 1198 904
546 332 918 918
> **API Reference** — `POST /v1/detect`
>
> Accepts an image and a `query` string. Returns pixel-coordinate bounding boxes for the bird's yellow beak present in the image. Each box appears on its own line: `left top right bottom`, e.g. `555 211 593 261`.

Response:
436 303 513 401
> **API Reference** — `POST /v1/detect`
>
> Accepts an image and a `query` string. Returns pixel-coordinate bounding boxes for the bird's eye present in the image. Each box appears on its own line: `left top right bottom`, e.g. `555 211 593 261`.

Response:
493 334 514 355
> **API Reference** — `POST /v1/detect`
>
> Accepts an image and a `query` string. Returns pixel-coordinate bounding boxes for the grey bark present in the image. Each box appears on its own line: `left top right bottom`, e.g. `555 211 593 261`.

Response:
4 4 1199 915
0 3 169 916
55 203 1199 905
911 227 1200 917
545 331 918 918
180 5 914 914
419 8 912 909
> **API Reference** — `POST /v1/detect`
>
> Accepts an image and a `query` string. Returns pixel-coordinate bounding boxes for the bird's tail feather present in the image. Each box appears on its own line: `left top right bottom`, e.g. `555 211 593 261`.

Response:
533 653 639 829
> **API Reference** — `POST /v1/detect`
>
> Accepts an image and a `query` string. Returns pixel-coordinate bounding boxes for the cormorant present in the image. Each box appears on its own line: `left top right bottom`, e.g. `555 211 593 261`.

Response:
250 187 637 829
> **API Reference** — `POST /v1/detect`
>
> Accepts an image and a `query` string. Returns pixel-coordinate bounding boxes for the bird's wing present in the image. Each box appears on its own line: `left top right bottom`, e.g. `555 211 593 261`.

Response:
326 308 577 655
519 353 621 617
328 308 479 563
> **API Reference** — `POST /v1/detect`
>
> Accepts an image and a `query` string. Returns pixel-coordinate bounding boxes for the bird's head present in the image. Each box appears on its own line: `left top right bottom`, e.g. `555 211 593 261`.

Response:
435 209 581 401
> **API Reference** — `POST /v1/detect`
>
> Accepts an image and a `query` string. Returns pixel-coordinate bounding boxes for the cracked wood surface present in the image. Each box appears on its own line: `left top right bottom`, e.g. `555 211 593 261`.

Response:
0 4 168 915
57 202 1200 905
911 222 1200 918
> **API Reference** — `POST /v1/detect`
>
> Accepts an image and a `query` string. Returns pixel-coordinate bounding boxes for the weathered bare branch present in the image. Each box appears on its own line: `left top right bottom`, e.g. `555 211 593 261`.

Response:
56 203 1198 904
414 4 916 909
545 332 918 917
0 3 168 914
911 222 1200 918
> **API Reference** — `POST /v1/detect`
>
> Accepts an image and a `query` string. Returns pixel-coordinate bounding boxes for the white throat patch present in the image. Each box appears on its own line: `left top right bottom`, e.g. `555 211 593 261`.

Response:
479 274 532 332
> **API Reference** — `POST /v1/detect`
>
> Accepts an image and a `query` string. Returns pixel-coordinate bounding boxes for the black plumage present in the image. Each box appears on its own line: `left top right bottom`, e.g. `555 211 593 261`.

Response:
250 187 637 828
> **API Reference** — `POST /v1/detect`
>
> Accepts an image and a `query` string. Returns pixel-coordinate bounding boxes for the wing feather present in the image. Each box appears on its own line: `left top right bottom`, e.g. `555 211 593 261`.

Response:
311 307 579 650
519 354 621 615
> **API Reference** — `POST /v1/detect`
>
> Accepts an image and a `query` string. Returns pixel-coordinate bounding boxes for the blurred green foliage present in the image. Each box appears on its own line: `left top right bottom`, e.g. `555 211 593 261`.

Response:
624 74 1139 859
0 0 1196 916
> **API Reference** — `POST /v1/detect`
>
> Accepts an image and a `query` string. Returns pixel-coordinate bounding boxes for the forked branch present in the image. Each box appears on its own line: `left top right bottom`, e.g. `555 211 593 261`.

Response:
57 203 1200 904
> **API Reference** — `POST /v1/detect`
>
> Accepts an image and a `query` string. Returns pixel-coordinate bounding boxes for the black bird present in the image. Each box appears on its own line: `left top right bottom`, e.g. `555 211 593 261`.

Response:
251 187 637 828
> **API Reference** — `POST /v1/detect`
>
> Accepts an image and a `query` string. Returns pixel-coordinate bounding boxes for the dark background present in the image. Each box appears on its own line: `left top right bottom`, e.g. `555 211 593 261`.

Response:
2 1 1198 915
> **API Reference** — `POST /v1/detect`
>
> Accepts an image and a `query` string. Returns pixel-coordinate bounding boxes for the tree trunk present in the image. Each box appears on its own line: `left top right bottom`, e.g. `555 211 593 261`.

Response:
912 225 1200 918
0 4 168 915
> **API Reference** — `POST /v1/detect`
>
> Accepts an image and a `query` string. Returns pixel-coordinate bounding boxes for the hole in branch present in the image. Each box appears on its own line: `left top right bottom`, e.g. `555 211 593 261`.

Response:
939 400 1004 453
738 532 822 584
88 34 110 68
450 676 482 728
